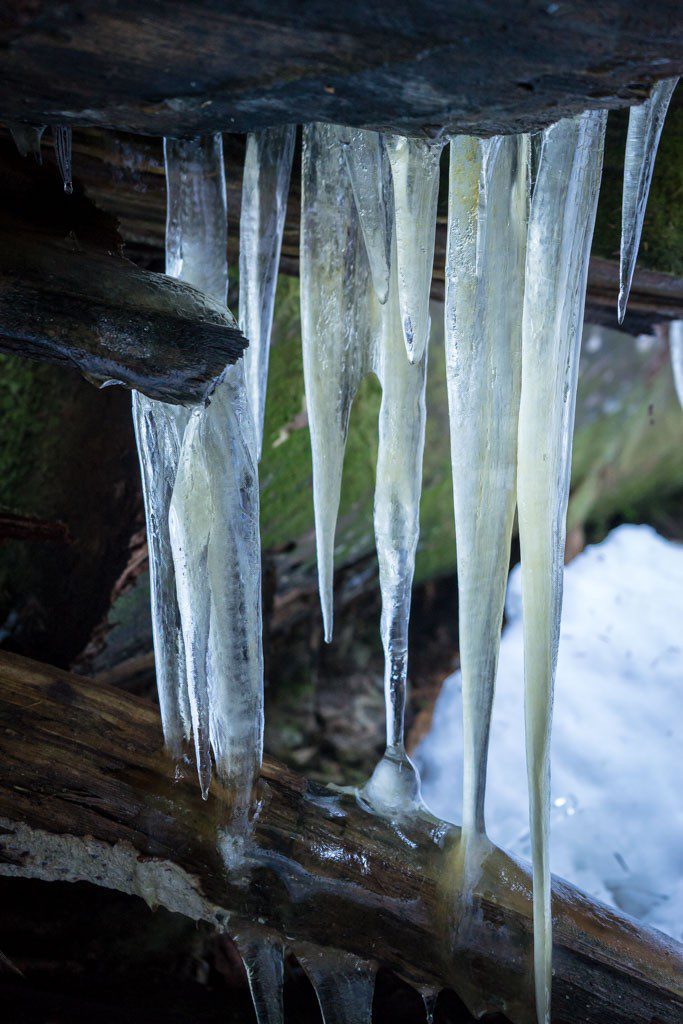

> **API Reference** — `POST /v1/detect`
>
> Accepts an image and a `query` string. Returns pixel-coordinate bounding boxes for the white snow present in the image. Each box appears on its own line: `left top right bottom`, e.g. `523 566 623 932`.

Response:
415 524 683 940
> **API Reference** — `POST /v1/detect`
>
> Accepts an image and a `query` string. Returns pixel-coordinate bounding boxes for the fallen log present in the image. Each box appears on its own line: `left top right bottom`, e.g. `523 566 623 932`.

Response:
0 650 680 1023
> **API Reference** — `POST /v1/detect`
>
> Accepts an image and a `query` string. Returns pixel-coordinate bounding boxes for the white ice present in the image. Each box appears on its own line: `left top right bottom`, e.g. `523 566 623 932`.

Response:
240 126 296 459
619 77 679 323
415 524 683 942
445 134 529 837
516 110 606 1024
384 134 443 363
670 320 683 408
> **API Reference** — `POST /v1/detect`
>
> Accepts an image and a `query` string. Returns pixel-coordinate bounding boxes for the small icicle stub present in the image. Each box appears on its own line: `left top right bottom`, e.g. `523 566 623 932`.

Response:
239 125 296 460
517 109 607 1024
51 125 73 194
445 134 529 845
619 77 679 323
384 134 443 363
670 320 683 408
9 123 45 162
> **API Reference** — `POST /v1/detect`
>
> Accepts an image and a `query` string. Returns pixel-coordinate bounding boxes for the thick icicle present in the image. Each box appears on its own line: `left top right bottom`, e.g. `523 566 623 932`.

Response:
341 128 393 304
384 134 442 363
517 110 606 1024
234 931 284 1024
51 125 73 194
9 123 45 161
445 135 529 837
300 123 376 642
239 126 296 459
619 77 679 323
670 320 683 408
297 947 375 1024
168 134 263 807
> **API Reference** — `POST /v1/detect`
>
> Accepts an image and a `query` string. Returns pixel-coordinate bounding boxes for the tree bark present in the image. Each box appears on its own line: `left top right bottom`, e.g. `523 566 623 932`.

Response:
0 649 680 1024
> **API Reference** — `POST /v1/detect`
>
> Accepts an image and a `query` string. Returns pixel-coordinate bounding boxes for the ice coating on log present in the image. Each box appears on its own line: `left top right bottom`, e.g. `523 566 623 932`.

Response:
670 320 683 408
517 110 606 1024
341 127 393 304
9 123 45 161
619 78 679 324
167 134 263 805
51 125 72 194
297 946 375 1024
384 135 442 363
235 931 284 1024
239 126 296 459
300 123 376 642
445 134 529 837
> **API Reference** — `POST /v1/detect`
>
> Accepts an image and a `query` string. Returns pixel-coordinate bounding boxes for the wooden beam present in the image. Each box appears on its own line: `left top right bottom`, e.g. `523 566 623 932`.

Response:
0 649 680 1024
0 3 681 137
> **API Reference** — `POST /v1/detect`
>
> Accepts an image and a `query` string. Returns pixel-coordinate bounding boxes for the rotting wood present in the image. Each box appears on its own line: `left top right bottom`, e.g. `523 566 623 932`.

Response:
0 649 680 1024
0 3 681 137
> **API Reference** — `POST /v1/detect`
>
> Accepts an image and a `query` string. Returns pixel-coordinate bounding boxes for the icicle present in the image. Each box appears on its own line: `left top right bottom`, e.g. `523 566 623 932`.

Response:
300 123 376 642
341 128 393 304
419 986 438 1023
517 110 606 1024
167 134 263 807
234 930 284 1024
52 125 73 194
239 126 296 459
297 946 375 1024
8 123 45 161
383 134 442 363
445 135 529 838
619 77 679 323
670 320 683 408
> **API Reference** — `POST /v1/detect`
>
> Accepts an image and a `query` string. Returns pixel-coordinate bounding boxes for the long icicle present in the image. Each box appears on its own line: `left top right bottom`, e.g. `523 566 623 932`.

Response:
384 135 443 363
168 134 263 807
618 77 679 323
239 126 296 460
517 110 607 1024
445 134 529 839
300 123 376 642
297 947 375 1024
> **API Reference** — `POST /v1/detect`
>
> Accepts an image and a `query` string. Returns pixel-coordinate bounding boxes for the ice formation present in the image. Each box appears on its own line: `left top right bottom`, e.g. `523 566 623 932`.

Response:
239 126 296 459
619 77 679 323
516 110 606 1024
235 931 285 1024
341 128 393 304
9 123 44 161
670 320 683 408
445 134 529 838
51 125 73 194
301 124 428 808
384 134 443 363
297 947 375 1024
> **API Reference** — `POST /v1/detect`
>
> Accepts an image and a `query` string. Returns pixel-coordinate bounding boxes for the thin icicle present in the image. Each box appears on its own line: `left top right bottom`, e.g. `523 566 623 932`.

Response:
670 320 683 408
297 947 375 1024
445 135 529 838
52 125 72 194
239 126 296 459
384 134 442 363
234 931 284 1024
517 110 606 1024
168 134 263 807
619 77 679 323
341 128 393 304
9 123 45 161
300 123 376 642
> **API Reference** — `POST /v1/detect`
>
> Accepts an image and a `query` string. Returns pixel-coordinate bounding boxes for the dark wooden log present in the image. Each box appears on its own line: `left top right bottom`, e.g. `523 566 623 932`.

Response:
0 3 682 138
0 649 680 1024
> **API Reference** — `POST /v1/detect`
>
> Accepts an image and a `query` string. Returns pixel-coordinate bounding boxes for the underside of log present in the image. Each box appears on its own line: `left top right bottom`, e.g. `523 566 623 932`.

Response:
0 650 680 1024
0 3 682 137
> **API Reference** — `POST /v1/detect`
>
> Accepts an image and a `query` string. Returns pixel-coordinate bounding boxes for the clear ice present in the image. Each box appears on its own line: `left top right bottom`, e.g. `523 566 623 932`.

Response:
301 125 427 808
670 320 683 408
619 77 679 323
341 128 393 304
9 123 45 161
167 135 263 806
235 930 284 1024
384 134 443 363
239 126 296 459
52 125 73 194
297 946 375 1024
445 134 529 838
517 110 606 1024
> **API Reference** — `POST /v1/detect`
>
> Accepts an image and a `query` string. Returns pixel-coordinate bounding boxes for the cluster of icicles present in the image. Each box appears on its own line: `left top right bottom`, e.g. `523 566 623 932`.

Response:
90 79 676 1024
